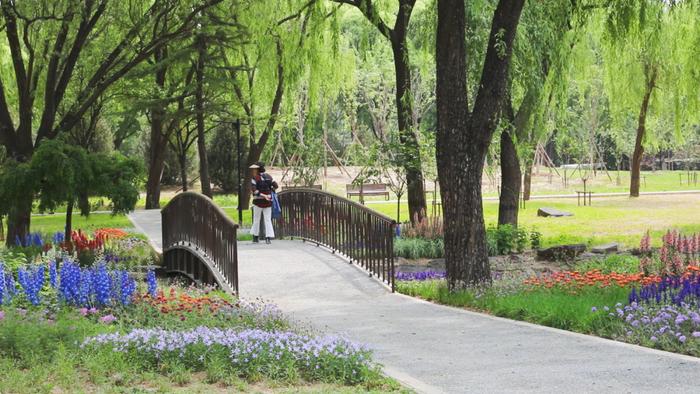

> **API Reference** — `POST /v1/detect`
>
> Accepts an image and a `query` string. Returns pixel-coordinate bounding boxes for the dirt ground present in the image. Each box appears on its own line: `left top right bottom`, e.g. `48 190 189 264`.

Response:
396 252 574 277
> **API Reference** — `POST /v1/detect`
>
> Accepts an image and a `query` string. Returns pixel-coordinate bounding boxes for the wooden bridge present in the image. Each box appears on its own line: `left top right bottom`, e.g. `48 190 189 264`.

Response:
150 189 397 294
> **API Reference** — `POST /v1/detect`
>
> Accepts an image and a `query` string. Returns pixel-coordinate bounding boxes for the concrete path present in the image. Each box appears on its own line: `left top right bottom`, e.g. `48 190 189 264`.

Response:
128 209 163 253
238 241 700 393
128 211 700 393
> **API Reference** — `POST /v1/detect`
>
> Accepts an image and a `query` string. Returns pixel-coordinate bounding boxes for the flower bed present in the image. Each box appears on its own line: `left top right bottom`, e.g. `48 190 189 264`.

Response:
396 230 700 358
0 229 394 392
82 327 373 384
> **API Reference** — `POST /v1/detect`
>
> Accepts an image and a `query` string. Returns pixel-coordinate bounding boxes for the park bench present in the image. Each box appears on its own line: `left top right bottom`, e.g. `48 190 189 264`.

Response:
346 183 390 200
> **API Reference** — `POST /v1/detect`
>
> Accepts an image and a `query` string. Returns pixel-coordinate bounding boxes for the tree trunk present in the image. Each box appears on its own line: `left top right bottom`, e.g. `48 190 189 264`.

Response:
522 163 533 200
145 109 167 209
240 143 264 211
391 28 426 223
64 200 73 242
195 36 212 198
630 70 656 197
436 0 525 289
5 197 31 248
145 43 168 210
498 130 521 227
179 153 188 192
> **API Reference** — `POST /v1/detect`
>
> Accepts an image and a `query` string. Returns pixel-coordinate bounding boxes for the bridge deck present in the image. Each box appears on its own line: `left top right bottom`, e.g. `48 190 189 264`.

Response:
129 211 700 393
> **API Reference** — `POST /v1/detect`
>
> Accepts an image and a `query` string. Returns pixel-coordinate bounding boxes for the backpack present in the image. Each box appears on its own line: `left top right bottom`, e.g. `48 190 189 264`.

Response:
255 173 273 193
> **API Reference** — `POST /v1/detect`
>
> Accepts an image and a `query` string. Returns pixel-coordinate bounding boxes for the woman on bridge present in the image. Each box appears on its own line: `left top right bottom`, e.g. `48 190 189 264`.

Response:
250 162 278 244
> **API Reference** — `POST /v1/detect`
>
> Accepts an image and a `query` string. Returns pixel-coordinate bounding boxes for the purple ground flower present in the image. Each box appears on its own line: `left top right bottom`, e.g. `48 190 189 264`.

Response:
395 270 446 281
82 327 375 381
99 314 117 324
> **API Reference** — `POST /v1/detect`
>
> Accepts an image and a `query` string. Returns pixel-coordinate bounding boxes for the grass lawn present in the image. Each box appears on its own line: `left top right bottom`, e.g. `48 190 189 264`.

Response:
0 359 404 394
30 213 133 234
397 280 628 333
371 194 700 248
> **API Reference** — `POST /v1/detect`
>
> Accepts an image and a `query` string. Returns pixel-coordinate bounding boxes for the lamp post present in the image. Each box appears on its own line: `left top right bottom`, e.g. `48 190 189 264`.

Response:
235 118 243 225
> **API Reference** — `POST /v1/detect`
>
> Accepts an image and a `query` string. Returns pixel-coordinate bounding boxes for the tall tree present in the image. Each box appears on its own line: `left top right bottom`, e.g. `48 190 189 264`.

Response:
194 32 213 198
333 0 427 222
498 0 576 226
436 0 525 288
601 0 698 197
222 2 333 210
0 0 220 243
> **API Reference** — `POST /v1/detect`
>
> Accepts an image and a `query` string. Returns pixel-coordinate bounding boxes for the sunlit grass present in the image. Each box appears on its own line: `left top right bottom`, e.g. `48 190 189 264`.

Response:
397 280 628 333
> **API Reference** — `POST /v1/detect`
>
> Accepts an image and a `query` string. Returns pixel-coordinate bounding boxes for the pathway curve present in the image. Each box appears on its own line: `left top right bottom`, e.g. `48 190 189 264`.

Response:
128 211 700 393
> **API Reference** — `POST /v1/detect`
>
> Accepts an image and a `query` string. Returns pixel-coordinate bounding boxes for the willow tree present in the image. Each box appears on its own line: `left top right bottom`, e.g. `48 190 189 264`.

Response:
222 1 339 209
602 0 698 197
436 0 525 288
498 0 576 226
332 0 427 222
0 0 221 244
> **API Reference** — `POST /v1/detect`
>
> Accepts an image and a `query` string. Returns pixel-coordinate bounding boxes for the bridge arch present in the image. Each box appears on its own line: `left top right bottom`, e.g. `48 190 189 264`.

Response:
161 192 239 293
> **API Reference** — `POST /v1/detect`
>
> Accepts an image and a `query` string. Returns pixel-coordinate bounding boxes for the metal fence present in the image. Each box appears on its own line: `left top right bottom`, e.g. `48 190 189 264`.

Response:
275 188 396 291
162 192 239 293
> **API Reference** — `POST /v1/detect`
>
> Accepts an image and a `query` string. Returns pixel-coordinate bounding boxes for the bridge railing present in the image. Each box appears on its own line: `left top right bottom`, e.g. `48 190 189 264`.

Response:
275 188 396 291
162 192 239 293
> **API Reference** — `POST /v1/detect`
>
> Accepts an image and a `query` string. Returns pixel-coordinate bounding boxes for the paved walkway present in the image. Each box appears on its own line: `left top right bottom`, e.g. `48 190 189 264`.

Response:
128 211 700 393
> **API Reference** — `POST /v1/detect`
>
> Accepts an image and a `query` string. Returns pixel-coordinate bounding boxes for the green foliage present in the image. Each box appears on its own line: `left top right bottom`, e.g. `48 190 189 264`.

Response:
208 124 245 193
394 237 444 260
485 224 531 256
575 254 641 274
289 140 324 187
28 139 143 218
396 224 540 259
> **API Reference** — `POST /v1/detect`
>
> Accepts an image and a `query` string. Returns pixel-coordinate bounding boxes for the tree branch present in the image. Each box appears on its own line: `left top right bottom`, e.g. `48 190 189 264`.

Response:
259 38 285 147
332 0 392 39
469 0 526 147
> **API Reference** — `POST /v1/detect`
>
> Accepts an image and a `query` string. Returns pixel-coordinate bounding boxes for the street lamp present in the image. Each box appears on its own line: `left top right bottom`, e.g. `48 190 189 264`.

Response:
235 118 243 225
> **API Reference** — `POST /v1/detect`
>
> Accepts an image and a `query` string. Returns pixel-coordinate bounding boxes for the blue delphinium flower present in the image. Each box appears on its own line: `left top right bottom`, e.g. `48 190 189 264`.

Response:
17 265 45 306
32 233 43 247
93 264 112 306
59 259 81 305
49 261 57 288
79 270 93 307
118 270 136 305
5 269 16 300
146 270 157 297
52 232 65 245
0 263 5 305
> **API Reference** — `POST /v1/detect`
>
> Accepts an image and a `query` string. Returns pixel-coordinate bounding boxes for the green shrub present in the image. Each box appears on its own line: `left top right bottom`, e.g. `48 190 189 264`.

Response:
486 224 530 255
394 237 443 259
396 225 540 259
575 254 641 274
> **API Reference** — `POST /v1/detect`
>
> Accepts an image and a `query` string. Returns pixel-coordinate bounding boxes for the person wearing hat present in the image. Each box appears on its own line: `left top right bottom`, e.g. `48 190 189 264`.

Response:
249 161 278 244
